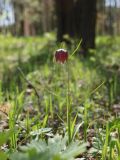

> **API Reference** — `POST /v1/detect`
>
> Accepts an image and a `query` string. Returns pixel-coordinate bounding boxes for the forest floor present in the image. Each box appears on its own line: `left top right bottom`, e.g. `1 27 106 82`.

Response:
0 34 120 160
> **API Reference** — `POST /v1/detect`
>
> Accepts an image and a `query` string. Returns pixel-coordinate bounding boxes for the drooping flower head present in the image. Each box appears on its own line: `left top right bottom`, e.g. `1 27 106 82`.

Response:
55 49 68 63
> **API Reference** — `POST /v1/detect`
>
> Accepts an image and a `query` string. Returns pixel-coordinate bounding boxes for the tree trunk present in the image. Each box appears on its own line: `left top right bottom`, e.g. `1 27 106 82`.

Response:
12 1 24 36
55 0 74 42
74 0 97 54
23 8 31 36
42 0 54 32
55 0 97 55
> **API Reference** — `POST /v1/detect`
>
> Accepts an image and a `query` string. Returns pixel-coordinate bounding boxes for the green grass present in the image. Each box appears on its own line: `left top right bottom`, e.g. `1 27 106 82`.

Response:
0 34 120 160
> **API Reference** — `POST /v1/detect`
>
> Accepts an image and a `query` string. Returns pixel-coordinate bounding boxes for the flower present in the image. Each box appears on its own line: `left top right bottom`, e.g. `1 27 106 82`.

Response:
55 49 68 63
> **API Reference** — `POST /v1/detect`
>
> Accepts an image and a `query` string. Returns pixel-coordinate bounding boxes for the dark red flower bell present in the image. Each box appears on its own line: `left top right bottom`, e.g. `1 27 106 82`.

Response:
55 49 68 63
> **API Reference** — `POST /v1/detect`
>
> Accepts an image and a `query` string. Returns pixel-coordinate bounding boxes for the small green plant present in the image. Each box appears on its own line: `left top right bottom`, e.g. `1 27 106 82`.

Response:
10 134 86 160
54 49 71 143
0 130 15 160
91 118 120 159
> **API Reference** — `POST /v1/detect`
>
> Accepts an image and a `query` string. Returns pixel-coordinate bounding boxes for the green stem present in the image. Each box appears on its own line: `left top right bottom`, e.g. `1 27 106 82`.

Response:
67 61 71 144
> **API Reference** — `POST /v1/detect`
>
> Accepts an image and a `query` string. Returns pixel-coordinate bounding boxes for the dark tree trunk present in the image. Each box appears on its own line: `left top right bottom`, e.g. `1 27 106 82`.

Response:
55 0 97 55
55 0 74 42
75 0 97 53
12 2 24 36
107 0 114 35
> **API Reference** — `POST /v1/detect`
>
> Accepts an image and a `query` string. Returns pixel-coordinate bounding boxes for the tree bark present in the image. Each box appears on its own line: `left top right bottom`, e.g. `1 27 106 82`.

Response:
12 1 24 36
55 0 97 55
42 0 54 32
75 0 97 53
55 0 74 42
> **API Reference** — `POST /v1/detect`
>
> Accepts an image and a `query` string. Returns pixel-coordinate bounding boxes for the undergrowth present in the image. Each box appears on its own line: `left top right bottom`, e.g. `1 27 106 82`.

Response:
0 34 120 160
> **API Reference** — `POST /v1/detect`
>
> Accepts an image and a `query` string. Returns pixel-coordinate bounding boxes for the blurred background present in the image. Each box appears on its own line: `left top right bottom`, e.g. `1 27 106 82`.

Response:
0 0 120 52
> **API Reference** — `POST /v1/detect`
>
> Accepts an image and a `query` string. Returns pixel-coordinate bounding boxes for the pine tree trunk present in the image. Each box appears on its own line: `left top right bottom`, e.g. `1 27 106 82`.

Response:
74 0 97 54
55 0 74 42
55 0 97 55
24 8 31 36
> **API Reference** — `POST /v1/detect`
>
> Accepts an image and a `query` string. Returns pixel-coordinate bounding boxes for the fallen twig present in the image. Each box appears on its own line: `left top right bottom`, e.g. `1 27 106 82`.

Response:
17 67 41 109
